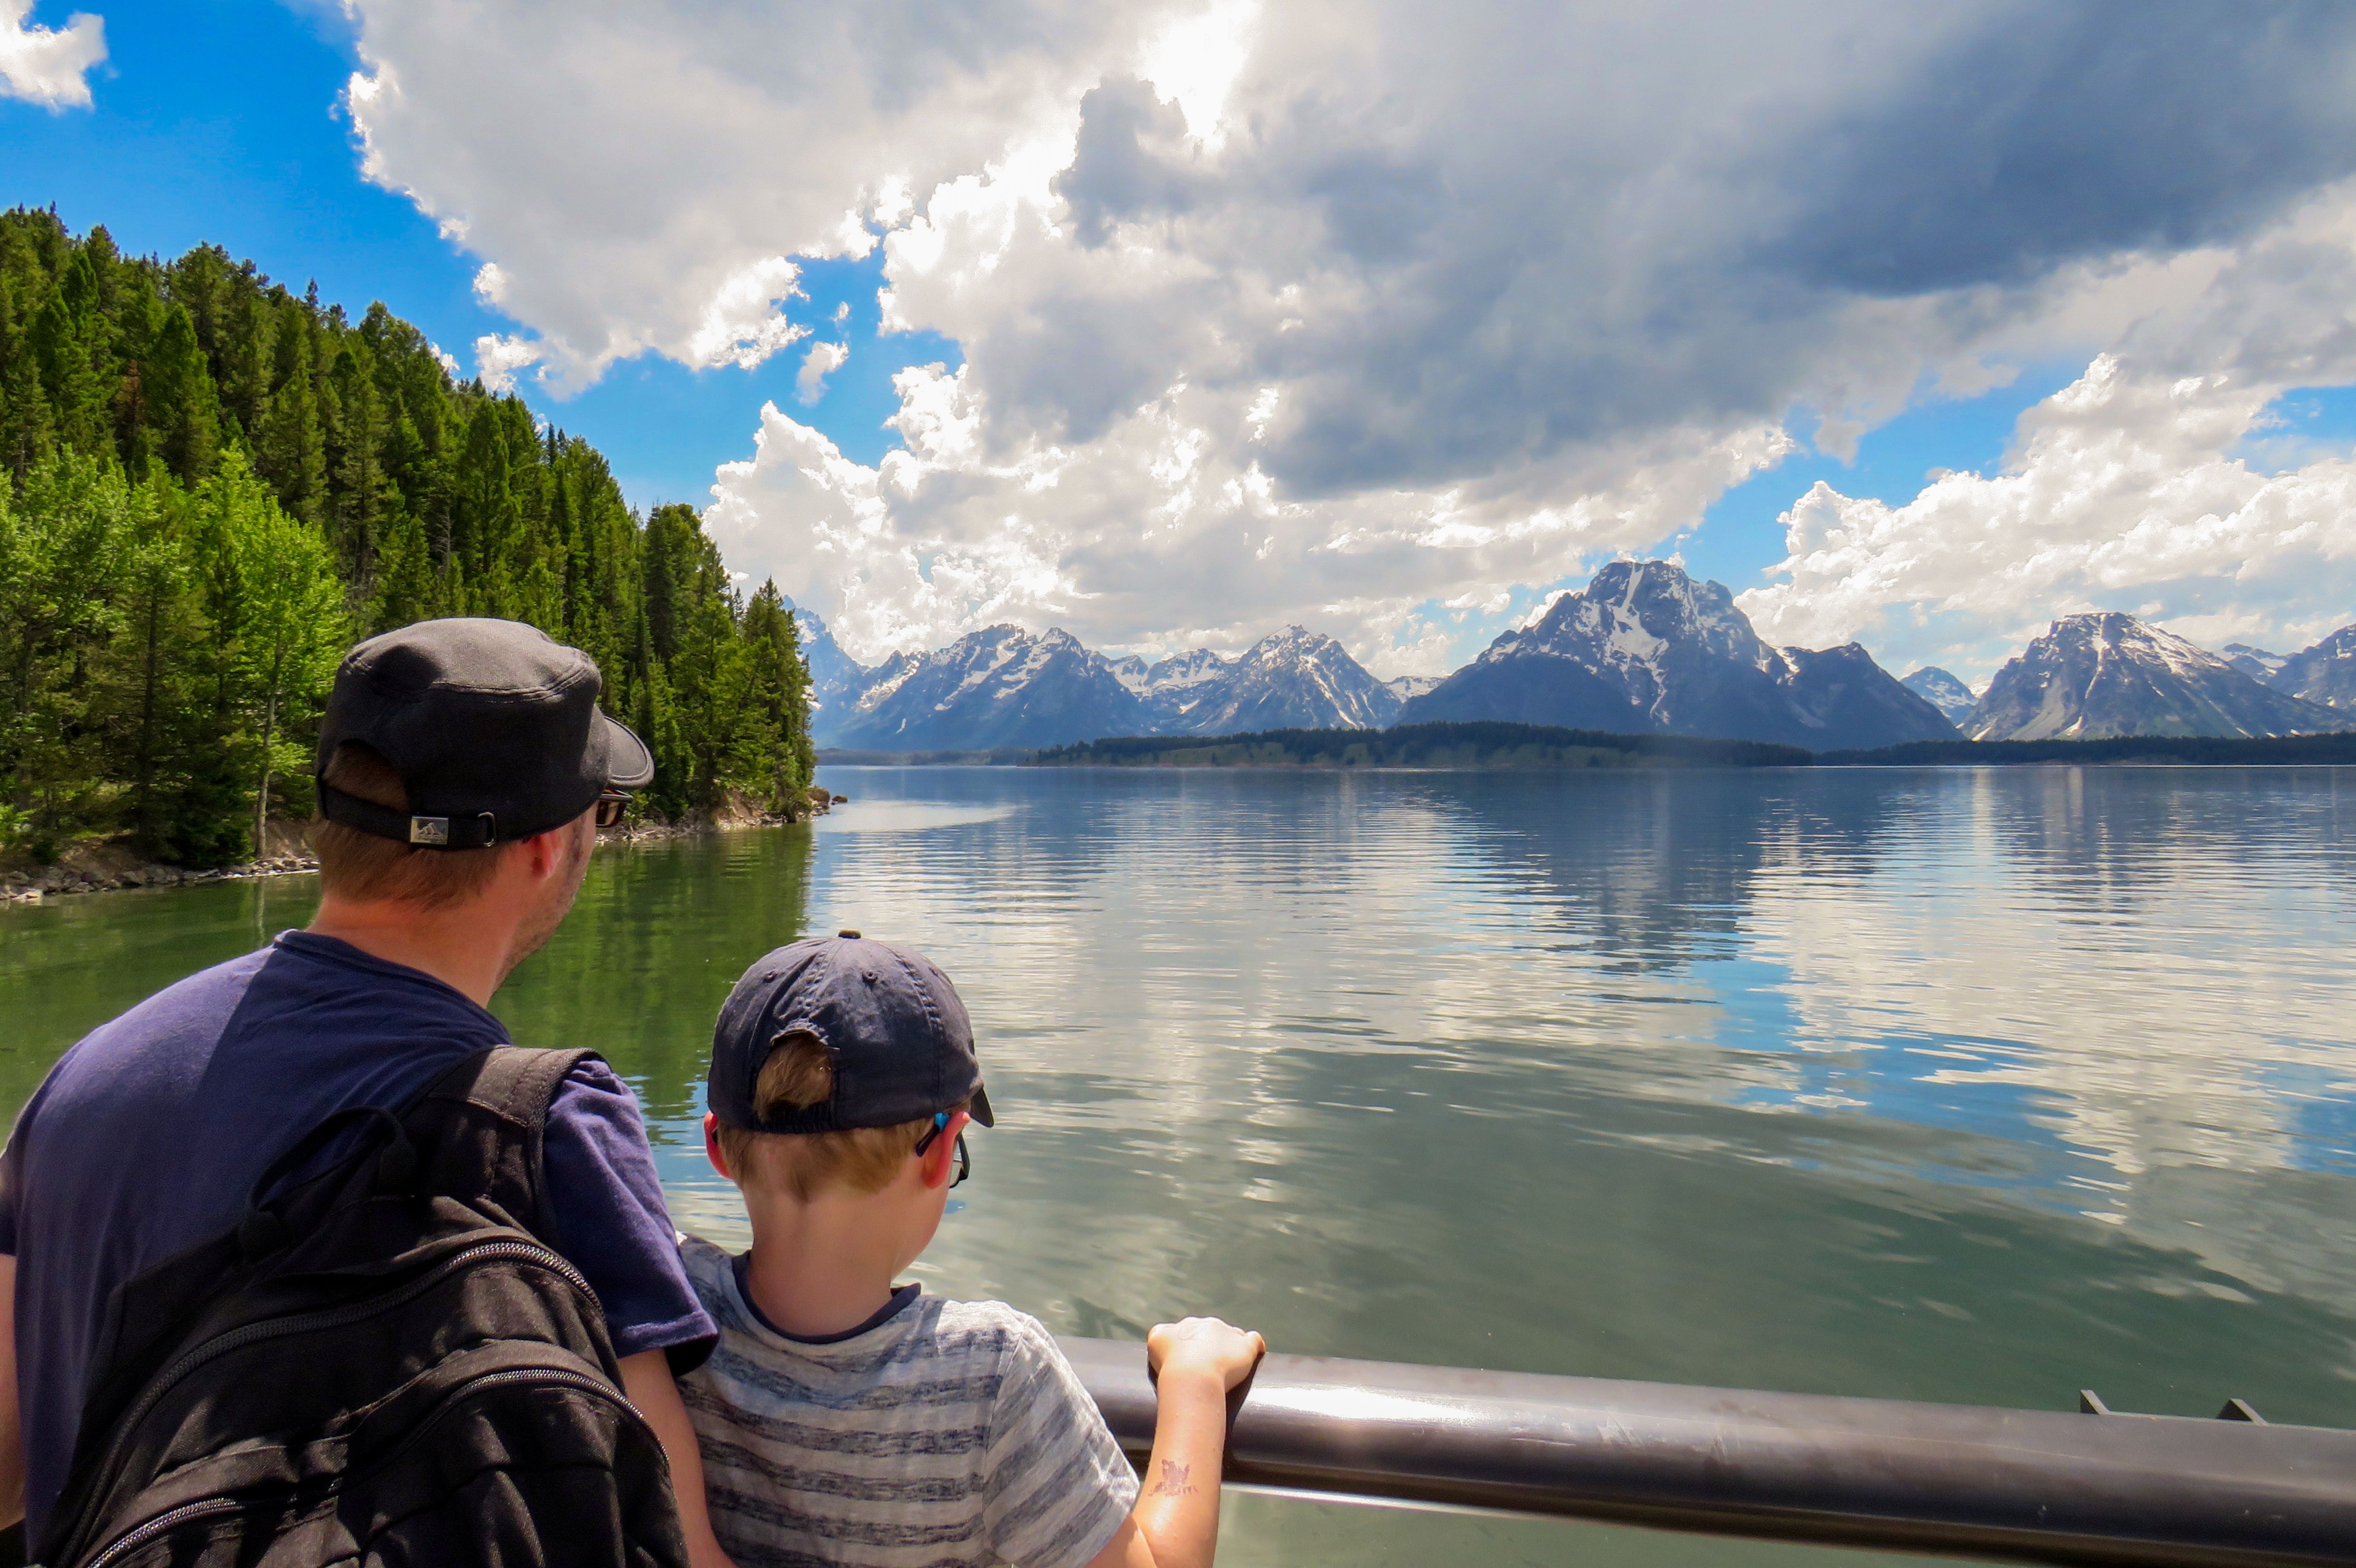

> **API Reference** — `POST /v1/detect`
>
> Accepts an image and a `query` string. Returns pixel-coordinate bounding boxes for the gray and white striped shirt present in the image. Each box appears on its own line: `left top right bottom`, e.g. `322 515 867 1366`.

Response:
677 1234 1138 1568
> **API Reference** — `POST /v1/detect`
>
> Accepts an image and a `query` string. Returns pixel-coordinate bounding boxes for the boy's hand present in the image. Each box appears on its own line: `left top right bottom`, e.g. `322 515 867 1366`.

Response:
1148 1316 1265 1391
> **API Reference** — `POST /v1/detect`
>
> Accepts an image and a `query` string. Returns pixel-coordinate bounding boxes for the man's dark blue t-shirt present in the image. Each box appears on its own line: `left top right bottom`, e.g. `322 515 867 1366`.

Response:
0 931 716 1543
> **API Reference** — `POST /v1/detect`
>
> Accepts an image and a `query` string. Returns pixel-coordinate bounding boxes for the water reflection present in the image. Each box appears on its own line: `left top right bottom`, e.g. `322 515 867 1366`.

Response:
496 828 815 1127
5 764 2354 1568
742 766 2356 1431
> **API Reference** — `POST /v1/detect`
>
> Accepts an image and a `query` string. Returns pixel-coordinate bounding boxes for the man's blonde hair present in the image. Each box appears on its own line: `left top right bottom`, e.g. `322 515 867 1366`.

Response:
311 743 507 910
715 1032 951 1201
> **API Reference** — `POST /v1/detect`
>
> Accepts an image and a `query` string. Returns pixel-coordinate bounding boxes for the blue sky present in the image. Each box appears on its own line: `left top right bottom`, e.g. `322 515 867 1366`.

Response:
9 0 2356 676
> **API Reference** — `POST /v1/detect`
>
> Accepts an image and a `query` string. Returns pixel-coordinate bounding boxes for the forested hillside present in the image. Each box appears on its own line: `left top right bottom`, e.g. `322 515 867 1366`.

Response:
0 209 811 867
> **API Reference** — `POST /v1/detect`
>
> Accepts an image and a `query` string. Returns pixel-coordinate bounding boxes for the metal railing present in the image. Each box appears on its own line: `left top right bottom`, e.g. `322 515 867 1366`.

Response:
1058 1338 2356 1566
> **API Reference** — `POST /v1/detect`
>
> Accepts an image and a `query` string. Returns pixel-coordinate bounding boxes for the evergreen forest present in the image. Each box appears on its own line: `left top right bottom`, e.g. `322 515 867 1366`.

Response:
0 209 813 868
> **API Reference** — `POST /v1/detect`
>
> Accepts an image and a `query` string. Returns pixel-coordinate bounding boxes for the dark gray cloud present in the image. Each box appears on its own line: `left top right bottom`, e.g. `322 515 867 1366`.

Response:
1757 1 2356 295
983 0 2356 498
1054 77 1199 246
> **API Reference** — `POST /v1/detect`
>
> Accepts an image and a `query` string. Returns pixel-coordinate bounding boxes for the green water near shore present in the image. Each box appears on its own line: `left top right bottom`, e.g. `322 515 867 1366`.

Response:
7 764 2355 1565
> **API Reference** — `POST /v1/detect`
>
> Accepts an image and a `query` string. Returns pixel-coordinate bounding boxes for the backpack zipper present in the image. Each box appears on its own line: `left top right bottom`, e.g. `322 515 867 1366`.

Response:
80 1366 645 1568
81 1496 245 1568
72 1237 597 1559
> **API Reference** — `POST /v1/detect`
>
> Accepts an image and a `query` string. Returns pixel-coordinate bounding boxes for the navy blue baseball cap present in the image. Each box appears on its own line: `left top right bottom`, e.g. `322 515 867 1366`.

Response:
709 932 995 1134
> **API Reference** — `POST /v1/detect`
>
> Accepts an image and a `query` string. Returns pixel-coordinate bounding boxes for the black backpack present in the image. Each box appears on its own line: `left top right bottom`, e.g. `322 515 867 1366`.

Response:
39 1047 692 1568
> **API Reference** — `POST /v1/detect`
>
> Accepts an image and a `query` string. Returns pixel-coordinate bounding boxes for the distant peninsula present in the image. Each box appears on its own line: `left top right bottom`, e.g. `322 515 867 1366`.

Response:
986 723 2356 771
1030 722 1811 769
1820 734 2356 766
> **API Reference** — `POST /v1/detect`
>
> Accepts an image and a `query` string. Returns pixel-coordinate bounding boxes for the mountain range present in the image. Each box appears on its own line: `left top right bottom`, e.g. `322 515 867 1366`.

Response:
795 611 1434 750
792 566 2356 754
2258 626 2356 710
1394 561 1957 750
1963 615 2345 741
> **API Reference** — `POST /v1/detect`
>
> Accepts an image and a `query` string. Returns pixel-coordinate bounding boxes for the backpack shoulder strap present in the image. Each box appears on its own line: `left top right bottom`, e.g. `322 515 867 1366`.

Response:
404 1046 603 1236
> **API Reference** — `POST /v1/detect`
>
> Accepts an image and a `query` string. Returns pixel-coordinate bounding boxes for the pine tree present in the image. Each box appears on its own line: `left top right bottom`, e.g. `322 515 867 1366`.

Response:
253 300 325 525
738 580 816 808
0 450 145 842
0 209 818 861
141 304 220 481
195 450 347 854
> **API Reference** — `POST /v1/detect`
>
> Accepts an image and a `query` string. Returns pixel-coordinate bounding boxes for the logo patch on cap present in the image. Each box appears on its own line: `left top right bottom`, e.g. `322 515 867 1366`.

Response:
408 815 450 846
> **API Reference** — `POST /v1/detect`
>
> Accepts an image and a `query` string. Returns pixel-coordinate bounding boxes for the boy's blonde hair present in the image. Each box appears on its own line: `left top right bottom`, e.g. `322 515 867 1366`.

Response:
716 1031 952 1200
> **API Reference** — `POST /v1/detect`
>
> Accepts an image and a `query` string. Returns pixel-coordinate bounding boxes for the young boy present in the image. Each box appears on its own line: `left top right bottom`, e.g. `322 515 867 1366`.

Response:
678 931 1265 1568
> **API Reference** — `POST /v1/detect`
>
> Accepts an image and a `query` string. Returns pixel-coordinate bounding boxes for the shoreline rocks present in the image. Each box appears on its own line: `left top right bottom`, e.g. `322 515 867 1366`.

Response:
1 791 845 906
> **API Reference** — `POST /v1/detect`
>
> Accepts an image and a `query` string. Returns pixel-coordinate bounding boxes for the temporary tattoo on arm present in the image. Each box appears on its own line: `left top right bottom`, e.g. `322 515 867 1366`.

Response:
1146 1459 1199 1498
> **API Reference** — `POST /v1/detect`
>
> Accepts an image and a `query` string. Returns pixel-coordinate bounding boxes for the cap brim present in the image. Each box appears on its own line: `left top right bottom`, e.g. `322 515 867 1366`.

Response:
598 710 656 790
968 1082 995 1128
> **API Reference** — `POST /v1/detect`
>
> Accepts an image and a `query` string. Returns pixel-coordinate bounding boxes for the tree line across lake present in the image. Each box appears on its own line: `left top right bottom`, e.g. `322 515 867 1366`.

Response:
1026 723 2356 769
0 209 815 867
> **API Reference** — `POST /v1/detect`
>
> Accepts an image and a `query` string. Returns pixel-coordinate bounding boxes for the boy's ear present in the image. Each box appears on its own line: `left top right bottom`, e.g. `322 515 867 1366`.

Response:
916 1110 970 1191
703 1111 731 1181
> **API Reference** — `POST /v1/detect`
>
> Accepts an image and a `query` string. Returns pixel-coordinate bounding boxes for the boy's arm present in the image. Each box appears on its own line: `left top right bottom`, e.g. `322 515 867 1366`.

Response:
1085 1318 1264 1568
619 1350 736 1568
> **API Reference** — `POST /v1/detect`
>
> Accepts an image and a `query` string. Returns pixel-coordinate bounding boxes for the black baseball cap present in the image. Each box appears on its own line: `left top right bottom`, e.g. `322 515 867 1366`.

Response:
315 617 654 850
710 932 995 1134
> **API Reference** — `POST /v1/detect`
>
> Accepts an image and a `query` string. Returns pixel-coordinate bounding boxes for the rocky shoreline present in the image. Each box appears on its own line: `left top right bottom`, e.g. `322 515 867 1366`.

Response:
1 788 845 906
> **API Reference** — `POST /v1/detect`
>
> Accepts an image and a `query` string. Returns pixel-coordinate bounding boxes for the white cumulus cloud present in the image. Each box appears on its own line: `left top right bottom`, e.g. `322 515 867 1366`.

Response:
795 339 849 405
1739 189 2356 676
473 333 545 395
0 0 103 109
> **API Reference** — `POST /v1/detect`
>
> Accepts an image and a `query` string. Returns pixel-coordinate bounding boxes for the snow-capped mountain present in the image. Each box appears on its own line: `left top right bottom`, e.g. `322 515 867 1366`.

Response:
790 605 888 734
817 622 1410 748
1108 647 1231 719
1398 560 1956 750
1127 626 1403 733
2220 643 2289 683
1966 614 2345 740
2267 625 2356 709
1386 675 1442 705
1901 667 1979 725
826 626 1148 750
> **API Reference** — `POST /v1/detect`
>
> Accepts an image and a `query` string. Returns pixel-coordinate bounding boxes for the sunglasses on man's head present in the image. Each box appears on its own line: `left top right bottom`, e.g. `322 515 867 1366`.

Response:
594 791 631 829
913 1112 971 1188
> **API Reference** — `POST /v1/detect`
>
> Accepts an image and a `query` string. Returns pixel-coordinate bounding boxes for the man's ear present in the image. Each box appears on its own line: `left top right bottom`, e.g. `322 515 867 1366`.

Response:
704 1112 731 1181
521 825 565 879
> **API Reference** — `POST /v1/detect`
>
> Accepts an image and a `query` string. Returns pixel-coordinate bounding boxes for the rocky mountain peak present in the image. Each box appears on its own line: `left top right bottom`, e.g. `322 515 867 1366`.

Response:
2269 624 2356 709
2219 642 2288 682
1404 558 1952 749
1139 646 1233 692
1505 559 1774 678
1966 612 2343 740
1900 667 1978 725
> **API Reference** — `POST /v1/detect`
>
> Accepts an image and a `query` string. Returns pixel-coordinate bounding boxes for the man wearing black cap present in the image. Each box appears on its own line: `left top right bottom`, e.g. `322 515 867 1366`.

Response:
0 619 732 1565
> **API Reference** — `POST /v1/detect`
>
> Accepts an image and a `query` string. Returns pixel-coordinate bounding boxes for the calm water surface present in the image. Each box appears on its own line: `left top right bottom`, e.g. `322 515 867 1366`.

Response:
6 764 2356 1567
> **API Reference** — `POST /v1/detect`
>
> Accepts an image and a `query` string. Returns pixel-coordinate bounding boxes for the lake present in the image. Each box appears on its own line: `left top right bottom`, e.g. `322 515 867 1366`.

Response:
5 763 2354 1567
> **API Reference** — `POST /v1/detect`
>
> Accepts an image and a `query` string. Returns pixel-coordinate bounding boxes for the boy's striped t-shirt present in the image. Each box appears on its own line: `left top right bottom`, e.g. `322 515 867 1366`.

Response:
676 1233 1140 1568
